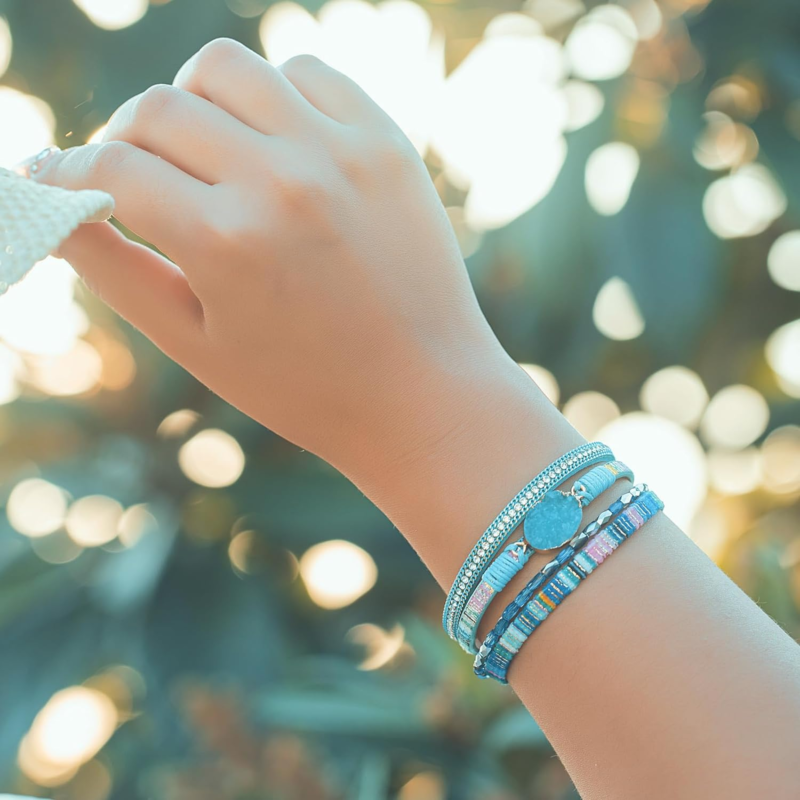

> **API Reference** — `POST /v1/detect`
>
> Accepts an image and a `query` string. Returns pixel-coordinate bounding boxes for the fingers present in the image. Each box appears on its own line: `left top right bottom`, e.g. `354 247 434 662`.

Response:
32 142 213 266
278 54 385 127
59 222 205 360
102 83 264 183
174 38 328 136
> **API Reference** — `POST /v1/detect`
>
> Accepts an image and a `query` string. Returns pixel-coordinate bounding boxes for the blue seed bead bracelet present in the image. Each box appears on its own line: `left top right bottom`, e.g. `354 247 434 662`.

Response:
443 442 614 640
472 484 648 673
455 460 634 654
477 489 664 684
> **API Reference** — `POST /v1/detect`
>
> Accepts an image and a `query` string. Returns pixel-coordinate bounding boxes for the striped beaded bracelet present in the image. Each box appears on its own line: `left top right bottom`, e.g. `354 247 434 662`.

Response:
471 484 648 670
443 442 614 640
477 489 664 684
455 460 634 653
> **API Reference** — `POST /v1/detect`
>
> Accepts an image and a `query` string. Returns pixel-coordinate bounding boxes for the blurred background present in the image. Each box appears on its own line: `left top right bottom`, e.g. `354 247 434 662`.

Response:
0 0 799 797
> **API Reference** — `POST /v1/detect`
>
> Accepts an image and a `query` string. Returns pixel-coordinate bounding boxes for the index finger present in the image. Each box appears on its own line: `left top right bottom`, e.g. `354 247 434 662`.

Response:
30 142 214 269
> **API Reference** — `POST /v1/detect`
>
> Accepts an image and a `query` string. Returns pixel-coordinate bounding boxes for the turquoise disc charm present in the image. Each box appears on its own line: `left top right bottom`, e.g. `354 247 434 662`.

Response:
523 490 583 551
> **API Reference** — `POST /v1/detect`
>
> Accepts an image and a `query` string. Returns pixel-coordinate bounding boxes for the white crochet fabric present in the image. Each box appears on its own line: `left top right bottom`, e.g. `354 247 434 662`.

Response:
0 167 114 295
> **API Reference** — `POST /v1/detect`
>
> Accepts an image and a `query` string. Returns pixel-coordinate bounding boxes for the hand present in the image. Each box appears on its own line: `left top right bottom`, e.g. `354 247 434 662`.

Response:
31 39 518 476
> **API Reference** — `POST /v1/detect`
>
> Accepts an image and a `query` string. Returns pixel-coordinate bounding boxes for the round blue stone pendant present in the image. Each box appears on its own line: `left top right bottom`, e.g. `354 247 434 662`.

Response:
523 490 584 551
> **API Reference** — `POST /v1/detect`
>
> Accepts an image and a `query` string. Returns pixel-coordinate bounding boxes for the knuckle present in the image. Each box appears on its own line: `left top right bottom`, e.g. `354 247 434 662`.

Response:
132 84 180 124
203 188 252 246
369 131 418 170
88 141 137 180
273 168 327 210
338 129 418 182
196 37 244 69
279 53 325 77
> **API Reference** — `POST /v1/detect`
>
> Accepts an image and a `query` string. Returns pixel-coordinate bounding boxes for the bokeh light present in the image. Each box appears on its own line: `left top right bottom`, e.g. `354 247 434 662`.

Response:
347 622 407 670
157 408 200 438
30 531 84 565
598 412 707 527
19 686 118 785
66 495 124 547
0 17 12 79
592 277 645 340
7 478 69 538
430 30 567 229
228 529 257 574
624 0 662 39
765 319 800 398
562 391 621 439
640 366 709 429
0 257 86 357
761 426 800 495
707 447 762 495
27 339 103 396
585 141 640 215
693 112 758 171
520 363 560 405
707 75 762 120
0 87 54 169
565 4 638 81
703 164 787 239
260 0 442 155
117 504 158 548
767 231 800 292
0 343 23 404
700 385 770 449
687 501 729 561
71 0 148 30
178 429 245 488
563 80 605 131
299 539 377 609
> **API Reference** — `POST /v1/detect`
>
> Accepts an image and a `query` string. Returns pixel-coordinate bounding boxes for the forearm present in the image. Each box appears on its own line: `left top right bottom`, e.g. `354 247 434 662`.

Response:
341 355 800 799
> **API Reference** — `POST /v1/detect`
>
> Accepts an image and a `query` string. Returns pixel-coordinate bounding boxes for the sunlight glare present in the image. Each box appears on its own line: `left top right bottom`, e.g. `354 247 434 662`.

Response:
703 164 786 239
20 687 117 782
700 385 769 449
72 0 148 30
592 277 645 340
565 5 637 81
767 231 800 292
640 366 709 429
765 319 800 397
66 495 124 547
598 412 707 527
0 17 12 79
585 142 640 215
562 391 620 438
0 88 54 169
300 539 377 609
178 429 245 488
7 479 69 538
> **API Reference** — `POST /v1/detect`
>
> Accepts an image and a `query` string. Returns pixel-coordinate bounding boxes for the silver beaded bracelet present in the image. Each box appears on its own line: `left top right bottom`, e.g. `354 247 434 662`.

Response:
442 442 614 640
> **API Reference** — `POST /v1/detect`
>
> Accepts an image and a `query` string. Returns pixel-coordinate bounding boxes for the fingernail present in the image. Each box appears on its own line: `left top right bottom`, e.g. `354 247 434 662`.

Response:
15 146 61 179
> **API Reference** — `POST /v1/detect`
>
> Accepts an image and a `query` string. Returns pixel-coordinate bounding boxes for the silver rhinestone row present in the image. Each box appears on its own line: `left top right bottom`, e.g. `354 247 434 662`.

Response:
443 442 613 639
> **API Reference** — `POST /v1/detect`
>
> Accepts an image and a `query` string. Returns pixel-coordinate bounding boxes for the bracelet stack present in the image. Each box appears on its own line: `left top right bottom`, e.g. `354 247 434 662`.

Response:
442 442 614 640
444 442 664 684
456 460 633 654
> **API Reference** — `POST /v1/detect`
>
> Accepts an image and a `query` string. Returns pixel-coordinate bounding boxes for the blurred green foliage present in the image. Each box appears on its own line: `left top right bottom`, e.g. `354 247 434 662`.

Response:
0 0 799 799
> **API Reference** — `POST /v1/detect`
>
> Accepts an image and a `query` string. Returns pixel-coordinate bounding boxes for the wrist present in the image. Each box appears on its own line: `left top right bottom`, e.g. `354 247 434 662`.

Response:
334 348 586 588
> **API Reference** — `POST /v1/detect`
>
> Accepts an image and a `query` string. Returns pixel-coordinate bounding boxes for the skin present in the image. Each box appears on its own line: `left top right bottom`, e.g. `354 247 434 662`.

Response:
26 39 800 799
